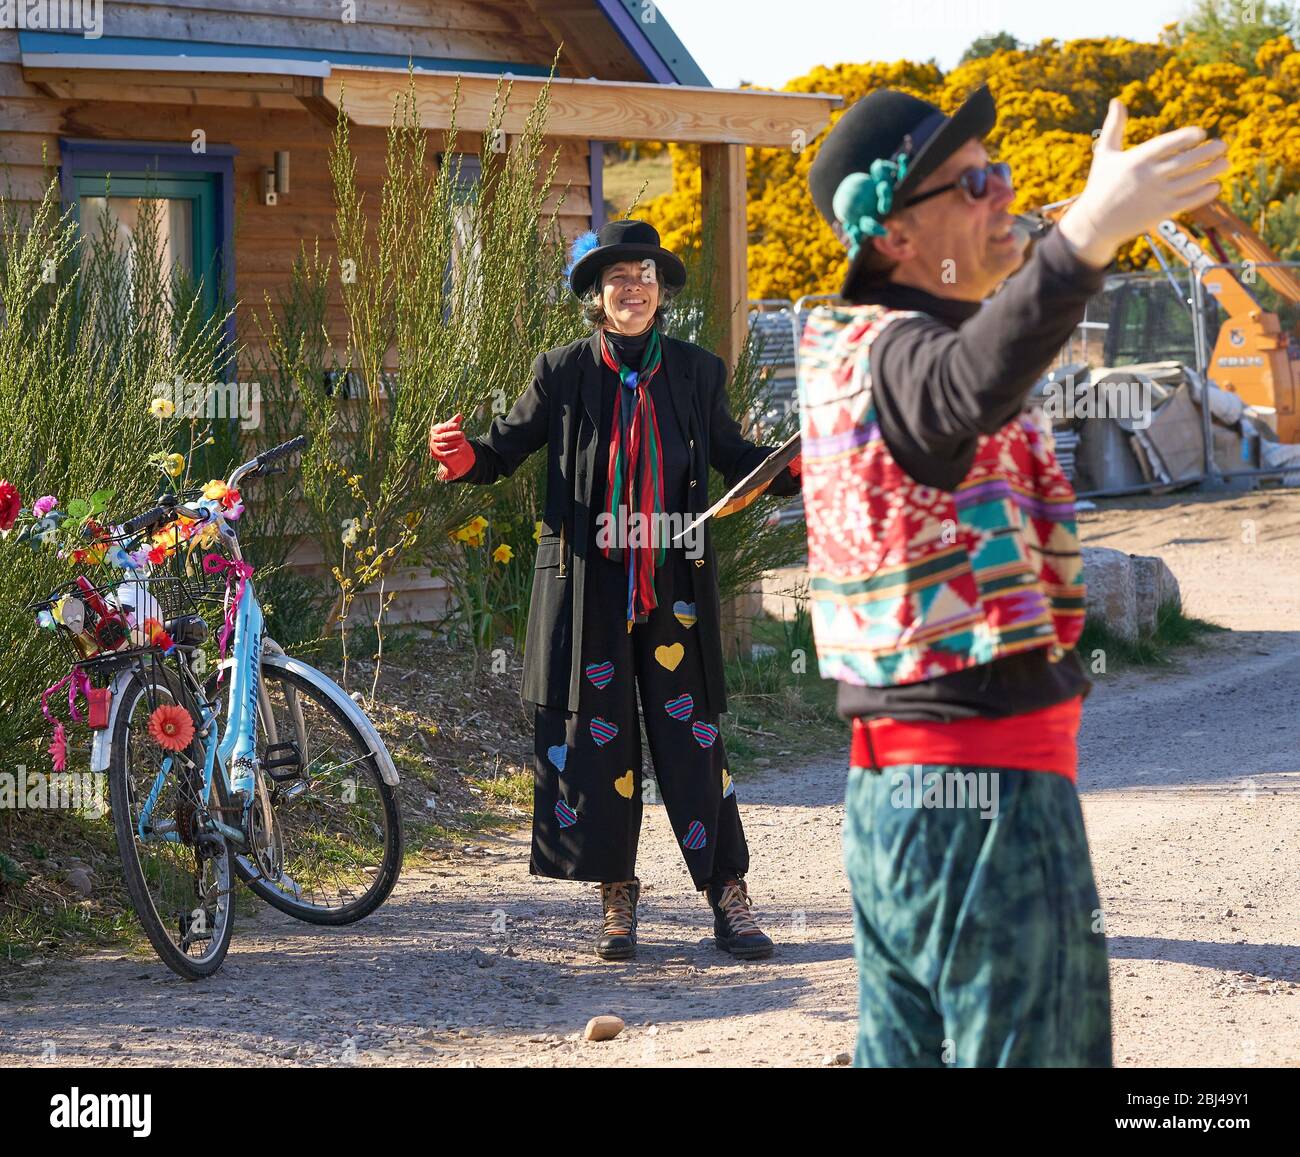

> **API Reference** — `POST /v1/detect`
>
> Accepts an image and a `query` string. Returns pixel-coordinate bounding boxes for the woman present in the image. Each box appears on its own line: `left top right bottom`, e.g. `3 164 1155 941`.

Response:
428 219 801 961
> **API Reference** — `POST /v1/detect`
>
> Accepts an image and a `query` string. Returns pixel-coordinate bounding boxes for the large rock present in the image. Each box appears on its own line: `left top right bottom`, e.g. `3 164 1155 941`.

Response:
1128 554 1182 634
1081 547 1137 641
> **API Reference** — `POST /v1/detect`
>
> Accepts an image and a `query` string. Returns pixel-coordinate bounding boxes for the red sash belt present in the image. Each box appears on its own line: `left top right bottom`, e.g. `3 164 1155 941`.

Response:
850 695 1084 783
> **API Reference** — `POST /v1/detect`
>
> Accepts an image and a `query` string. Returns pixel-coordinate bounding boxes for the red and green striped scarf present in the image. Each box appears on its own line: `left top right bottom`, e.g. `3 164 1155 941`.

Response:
600 326 667 631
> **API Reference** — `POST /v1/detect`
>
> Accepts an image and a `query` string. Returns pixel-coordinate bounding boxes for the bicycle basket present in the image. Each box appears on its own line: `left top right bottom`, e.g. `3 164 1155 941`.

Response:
33 563 220 669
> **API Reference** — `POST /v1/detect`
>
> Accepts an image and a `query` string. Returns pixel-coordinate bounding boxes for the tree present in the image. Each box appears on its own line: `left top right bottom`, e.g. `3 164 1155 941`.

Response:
1170 0 1298 70
636 35 1300 302
960 32 1021 63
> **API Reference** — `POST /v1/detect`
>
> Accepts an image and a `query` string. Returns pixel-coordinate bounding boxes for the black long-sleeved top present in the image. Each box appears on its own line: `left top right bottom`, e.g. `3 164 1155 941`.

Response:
835 227 1104 723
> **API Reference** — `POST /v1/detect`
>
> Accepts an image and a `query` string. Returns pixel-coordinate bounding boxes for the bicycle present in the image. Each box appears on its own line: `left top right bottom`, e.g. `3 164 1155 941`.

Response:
30 436 404 979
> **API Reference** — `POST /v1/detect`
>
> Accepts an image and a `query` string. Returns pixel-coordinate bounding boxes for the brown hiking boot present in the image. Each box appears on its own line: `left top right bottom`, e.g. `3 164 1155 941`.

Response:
597 879 640 960
706 877 774 959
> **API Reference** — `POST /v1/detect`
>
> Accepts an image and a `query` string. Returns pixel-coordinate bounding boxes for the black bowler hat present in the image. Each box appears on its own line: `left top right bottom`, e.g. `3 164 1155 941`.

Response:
809 85 998 299
567 218 687 299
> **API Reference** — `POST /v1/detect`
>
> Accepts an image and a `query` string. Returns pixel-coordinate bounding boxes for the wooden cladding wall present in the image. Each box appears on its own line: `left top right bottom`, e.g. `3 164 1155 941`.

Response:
0 3 600 625
69 0 565 67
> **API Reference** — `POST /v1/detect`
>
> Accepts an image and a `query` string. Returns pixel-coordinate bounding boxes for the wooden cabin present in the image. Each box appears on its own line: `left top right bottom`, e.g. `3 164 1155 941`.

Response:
0 1 838 629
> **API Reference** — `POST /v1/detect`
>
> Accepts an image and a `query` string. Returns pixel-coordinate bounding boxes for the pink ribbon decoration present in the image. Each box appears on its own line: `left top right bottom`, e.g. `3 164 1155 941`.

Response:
39 667 92 773
203 552 255 661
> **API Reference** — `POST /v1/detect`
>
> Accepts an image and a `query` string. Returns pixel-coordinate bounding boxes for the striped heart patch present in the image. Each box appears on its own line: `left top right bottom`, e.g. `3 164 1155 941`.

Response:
665 693 693 721
682 820 707 850
673 600 697 629
692 721 719 748
590 717 619 746
586 660 614 689
555 800 578 828
722 768 735 798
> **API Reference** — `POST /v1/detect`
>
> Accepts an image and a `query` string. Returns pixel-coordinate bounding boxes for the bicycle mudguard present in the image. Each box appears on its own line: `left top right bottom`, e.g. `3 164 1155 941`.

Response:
90 667 139 774
259 649 401 788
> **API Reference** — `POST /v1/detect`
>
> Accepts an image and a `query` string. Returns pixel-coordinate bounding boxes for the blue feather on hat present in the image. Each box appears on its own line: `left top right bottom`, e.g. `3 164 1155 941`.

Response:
565 230 600 278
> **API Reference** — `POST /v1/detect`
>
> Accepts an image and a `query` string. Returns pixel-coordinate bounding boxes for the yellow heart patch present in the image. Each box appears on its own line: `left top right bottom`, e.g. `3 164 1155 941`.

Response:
655 643 684 671
614 770 635 799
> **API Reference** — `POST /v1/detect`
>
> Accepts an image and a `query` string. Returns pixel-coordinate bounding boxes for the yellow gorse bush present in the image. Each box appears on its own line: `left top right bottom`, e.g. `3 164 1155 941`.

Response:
636 35 1300 301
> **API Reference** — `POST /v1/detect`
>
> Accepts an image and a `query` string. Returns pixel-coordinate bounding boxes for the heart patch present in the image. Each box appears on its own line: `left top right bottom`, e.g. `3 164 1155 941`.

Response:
547 744 567 773
586 660 614 689
722 768 735 798
555 800 578 828
665 693 694 721
590 717 619 746
654 643 684 671
682 820 708 850
692 721 719 748
673 600 697 629
614 770 635 799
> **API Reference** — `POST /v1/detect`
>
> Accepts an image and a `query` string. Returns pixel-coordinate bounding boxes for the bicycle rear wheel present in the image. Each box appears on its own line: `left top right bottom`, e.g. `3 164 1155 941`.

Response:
210 662 402 925
108 663 234 980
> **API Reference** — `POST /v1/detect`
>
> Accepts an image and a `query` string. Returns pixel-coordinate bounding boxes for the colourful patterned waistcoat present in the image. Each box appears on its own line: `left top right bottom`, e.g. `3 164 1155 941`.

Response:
796 303 1085 687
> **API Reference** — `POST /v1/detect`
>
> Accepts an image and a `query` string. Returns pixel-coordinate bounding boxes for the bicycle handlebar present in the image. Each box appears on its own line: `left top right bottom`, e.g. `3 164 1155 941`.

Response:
117 435 310 541
256 434 308 470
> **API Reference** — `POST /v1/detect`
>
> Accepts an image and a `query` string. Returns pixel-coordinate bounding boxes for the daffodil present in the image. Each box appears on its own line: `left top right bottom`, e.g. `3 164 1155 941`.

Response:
493 543 513 564
150 397 176 419
533 521 543 543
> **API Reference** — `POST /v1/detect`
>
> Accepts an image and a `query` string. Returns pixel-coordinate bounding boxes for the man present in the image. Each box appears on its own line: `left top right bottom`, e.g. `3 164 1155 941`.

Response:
797 85 1226 1066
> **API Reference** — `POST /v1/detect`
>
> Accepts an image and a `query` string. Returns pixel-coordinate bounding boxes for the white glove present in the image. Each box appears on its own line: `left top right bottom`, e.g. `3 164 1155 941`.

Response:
1057 99 1229 269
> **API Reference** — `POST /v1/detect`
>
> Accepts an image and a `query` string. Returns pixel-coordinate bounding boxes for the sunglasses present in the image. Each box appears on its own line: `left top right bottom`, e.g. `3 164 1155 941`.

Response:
902 161 1013 209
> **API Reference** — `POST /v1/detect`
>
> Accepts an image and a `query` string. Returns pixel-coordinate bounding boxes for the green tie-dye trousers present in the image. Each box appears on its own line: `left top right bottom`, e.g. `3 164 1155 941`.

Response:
842 763 1112 1067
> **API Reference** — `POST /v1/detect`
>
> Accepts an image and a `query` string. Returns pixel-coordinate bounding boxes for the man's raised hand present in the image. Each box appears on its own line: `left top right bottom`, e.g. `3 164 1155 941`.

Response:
1058 99 1229 270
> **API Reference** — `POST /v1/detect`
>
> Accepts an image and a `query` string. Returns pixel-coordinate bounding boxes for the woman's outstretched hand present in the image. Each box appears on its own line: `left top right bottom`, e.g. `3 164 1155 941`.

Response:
428 413 476 482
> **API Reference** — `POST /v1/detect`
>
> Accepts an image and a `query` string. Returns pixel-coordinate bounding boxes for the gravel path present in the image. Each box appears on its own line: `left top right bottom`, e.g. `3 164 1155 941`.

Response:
2 491 1298 1067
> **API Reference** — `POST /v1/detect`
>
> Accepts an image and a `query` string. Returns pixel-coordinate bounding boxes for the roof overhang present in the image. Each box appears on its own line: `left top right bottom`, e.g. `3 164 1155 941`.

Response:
22 53 840 147
21 53 330 108
322 66 841 147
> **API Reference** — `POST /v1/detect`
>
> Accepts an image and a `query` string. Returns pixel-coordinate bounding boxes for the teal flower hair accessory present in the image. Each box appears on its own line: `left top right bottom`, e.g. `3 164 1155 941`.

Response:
831 154 910 258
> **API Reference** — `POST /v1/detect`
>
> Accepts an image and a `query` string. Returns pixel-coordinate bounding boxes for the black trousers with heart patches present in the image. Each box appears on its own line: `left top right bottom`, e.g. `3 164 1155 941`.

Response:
529 547 749 889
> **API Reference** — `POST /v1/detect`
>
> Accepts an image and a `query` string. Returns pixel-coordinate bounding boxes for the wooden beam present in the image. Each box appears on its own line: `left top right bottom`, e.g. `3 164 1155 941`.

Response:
700 142 748 373
700 141 757 661
325 67 839 147
21 66 324 110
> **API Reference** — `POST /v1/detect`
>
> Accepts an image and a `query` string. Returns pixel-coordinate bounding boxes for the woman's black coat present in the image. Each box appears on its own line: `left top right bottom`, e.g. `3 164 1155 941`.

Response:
451 328 799 716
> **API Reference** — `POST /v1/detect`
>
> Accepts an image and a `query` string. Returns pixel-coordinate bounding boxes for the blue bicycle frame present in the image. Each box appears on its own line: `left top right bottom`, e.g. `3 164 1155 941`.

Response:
134 484 265 848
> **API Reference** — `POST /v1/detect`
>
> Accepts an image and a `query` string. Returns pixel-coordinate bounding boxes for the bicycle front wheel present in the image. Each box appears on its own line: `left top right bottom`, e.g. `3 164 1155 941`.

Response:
109 665 235 980
211 662 402 925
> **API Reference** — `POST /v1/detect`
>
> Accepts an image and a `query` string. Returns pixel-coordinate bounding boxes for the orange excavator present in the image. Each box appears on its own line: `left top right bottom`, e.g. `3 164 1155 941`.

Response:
1023 199 1300 441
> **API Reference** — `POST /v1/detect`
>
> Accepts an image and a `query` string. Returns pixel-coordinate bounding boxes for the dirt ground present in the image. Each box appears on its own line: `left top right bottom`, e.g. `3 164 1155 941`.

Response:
2 487 1298 1068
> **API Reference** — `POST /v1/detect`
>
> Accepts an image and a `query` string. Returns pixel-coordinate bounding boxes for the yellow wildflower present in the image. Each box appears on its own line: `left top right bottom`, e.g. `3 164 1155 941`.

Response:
163 453 185 478
150 397 175 419
493 543 513 564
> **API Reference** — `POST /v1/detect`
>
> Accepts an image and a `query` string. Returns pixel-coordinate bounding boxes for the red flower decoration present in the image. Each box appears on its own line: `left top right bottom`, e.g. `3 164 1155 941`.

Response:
0 479 19 532
147 704 194 752
142 617 175 653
